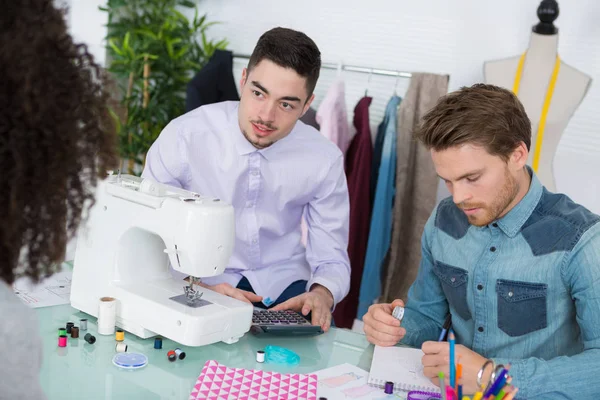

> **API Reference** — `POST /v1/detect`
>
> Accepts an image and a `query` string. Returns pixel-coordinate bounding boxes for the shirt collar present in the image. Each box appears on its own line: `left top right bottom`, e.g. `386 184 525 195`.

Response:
495 166 543 237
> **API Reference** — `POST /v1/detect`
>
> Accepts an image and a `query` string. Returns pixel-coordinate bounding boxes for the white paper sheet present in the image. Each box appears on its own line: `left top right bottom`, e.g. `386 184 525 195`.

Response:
314 363 408 399
13 268 72 308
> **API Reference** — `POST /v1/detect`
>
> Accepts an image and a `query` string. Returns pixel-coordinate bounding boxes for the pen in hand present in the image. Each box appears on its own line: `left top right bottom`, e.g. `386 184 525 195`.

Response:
438 314 452 342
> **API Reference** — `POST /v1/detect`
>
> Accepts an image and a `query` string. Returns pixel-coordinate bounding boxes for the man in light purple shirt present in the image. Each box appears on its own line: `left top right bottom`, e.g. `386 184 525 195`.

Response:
142 27 350 331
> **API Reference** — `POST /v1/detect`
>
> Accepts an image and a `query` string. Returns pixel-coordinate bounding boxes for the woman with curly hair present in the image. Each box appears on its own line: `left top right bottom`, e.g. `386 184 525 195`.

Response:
0 0 118 397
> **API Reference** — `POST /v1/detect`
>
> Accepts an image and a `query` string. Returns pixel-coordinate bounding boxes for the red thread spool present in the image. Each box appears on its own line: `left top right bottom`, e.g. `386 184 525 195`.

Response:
167 350 176 362
58 335 67 347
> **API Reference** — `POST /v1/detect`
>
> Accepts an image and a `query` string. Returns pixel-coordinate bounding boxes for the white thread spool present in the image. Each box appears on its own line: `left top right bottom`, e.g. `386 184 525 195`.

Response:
115 342 128 353
98 297 117 335
392 305 404 321
256 350 265 363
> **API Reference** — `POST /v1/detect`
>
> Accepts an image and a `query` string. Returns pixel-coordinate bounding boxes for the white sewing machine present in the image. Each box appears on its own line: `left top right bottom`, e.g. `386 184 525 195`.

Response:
70 174 253 346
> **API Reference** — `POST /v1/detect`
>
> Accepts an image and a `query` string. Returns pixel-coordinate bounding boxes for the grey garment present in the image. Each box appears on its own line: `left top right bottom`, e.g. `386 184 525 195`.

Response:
382 73 450 303
299 107 320 130
0 281 46 400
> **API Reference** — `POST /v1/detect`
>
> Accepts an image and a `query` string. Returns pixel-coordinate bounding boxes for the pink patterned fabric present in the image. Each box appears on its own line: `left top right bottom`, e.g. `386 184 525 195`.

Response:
189 360 318 400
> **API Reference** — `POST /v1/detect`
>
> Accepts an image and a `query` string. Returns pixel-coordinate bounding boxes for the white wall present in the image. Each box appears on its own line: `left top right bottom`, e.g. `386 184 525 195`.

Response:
64 0 600 213
196 0 600 213
58 0 107 66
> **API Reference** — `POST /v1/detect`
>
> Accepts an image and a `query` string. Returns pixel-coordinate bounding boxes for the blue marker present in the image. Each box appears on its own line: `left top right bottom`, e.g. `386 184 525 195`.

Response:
448 329 456 389
484 368 508 398
438 314 452 342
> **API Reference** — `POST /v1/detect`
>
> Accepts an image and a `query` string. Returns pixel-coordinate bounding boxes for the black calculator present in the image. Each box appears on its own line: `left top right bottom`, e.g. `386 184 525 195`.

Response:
250 309 324 336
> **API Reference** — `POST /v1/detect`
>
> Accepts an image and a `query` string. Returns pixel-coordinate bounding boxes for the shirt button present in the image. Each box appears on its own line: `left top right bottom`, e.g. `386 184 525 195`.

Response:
508 291 513 297
477 284 483 290
478 326 484 332
450 277 456 283
492 223 498 228
490 246 496 252
252 239 258 244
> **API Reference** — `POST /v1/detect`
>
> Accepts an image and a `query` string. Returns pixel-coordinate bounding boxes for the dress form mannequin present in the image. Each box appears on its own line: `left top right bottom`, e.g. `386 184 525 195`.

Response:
483 0 592 192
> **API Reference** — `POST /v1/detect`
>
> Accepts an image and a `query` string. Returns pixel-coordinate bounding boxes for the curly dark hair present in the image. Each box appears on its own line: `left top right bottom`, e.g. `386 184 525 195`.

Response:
0 0 118 284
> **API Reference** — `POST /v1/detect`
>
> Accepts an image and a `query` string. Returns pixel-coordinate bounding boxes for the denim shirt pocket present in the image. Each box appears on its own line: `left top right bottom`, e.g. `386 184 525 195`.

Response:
496 279 548 337
433 261 472 321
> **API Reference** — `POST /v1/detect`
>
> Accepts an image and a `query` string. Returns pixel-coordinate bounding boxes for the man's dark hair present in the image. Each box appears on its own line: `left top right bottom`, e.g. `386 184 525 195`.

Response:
414 83 531 161
0 0 119 284
247 27 321 99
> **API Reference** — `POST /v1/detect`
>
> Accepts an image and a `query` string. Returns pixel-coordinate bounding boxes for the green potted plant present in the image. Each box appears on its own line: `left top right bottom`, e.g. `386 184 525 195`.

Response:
101 0 227 174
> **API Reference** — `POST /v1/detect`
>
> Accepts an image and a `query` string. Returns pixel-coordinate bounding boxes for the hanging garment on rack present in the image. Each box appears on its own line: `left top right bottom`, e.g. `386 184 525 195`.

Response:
332 96 373 329
316 79 352 154
301 79 350 246
300 107 320 131
185 49 239 112
370 98 395 211
382 73 449 303
357 95 402 320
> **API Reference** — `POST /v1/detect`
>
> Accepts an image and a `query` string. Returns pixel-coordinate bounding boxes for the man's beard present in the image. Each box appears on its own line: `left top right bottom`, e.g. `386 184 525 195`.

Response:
242 118 277 149
459 168 520 227
242 128 273 149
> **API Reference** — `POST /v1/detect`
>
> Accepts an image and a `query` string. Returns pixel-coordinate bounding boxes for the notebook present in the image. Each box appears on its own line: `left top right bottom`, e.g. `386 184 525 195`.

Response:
368 345 440 393
189 359 318 400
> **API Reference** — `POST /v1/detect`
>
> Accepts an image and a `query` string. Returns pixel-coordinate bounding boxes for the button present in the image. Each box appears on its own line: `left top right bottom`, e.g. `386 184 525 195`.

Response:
490 246 496 252
478 326 484 332
252 239 258 244
508 291 513 297
251 170 259 176
492 223 498 227
450 277 456 283
477 284 483 290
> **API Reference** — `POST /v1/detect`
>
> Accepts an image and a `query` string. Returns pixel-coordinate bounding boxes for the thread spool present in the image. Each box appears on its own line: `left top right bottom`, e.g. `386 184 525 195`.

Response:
66 322 74 334
154 337 162 349
385 381 394 394
256 350 265 363
58 335 67 347
115 329 125 342
115 342 128 353
58 328 67 337
174 348 186 360
392 305 404 321
71 326 79 338
98 297 117 335
80 319 88 331
84 333 96 344
167 350 176 362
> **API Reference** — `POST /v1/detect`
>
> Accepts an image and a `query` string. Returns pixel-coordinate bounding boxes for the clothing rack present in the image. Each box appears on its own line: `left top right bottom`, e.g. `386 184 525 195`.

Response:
232 53 412 79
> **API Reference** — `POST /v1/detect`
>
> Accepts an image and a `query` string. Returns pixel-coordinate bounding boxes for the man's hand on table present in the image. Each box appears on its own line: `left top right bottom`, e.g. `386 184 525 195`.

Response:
271 284 334 332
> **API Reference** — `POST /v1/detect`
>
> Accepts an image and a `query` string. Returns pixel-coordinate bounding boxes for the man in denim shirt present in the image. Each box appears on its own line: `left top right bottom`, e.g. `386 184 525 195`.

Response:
363 84 600 398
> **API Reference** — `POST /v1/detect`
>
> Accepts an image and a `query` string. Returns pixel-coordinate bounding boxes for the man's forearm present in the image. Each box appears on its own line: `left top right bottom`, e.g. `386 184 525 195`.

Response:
307 261 349 308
